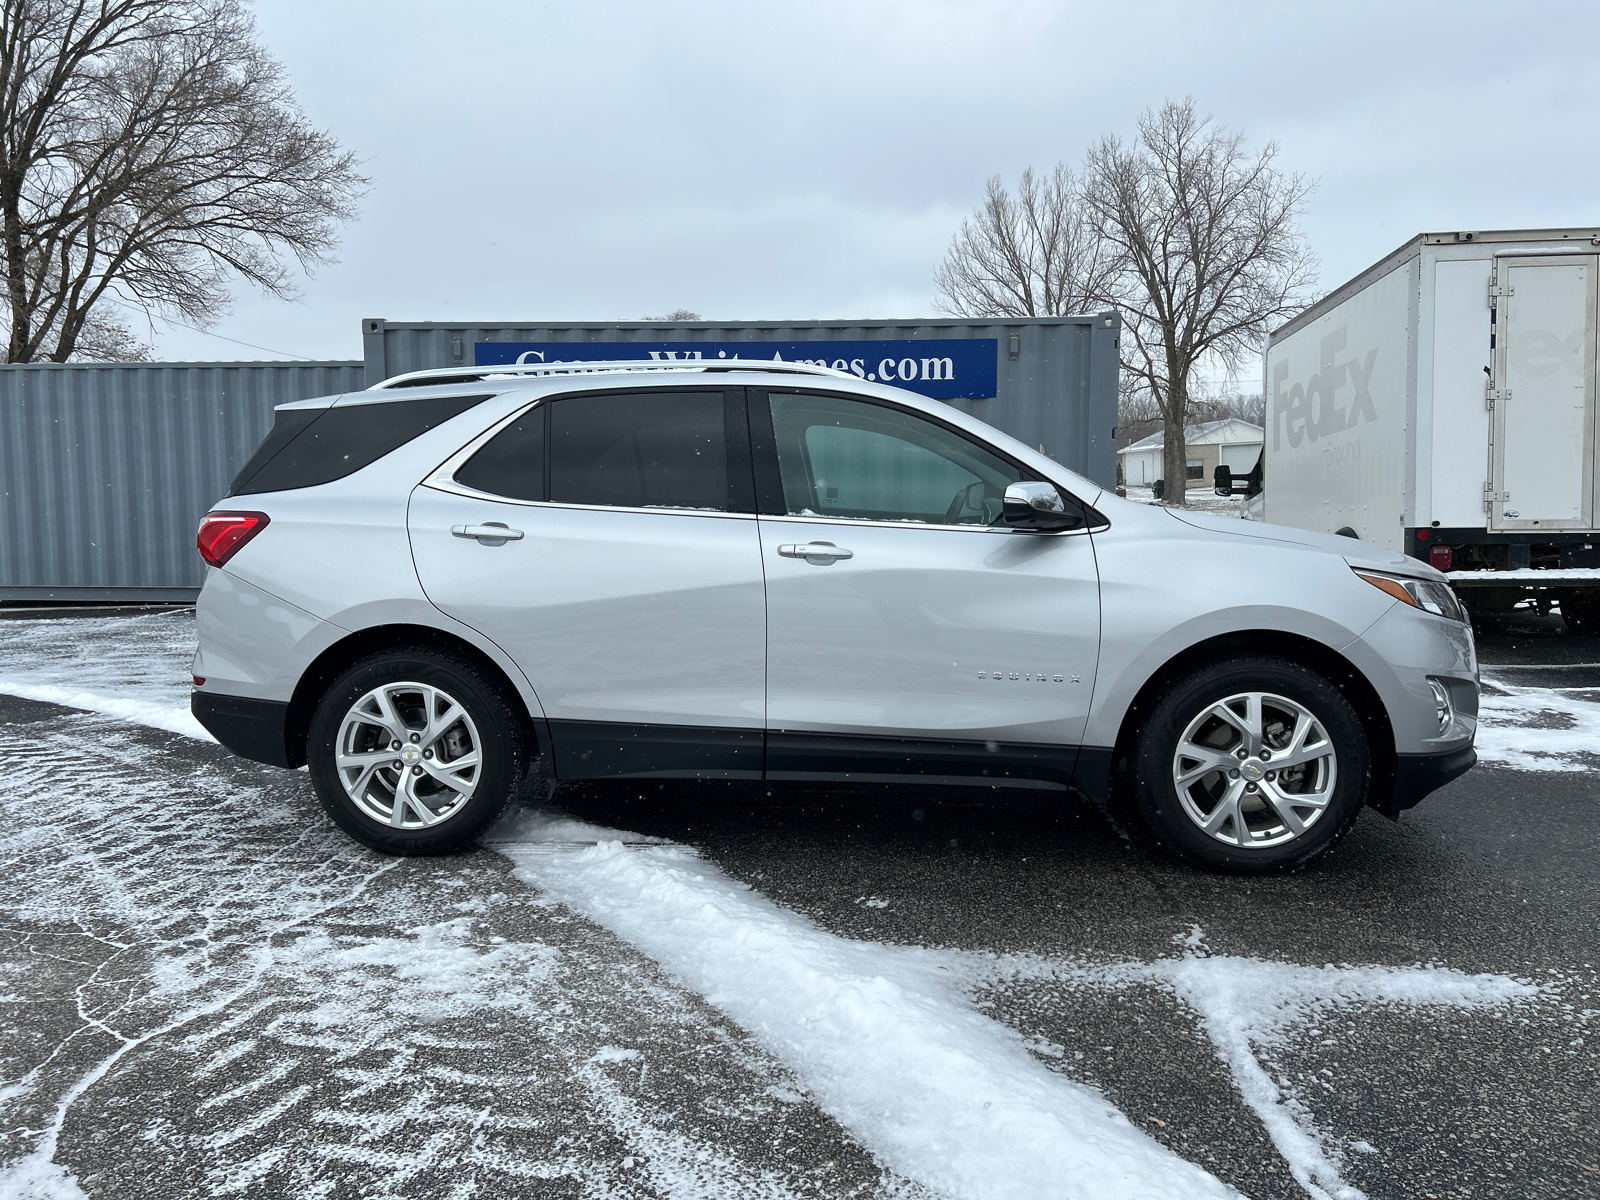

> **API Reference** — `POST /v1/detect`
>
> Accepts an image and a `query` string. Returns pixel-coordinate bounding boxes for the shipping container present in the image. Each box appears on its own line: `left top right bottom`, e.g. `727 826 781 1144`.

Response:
0 360 364 602
361 315 1122 489
1262 229 1600 629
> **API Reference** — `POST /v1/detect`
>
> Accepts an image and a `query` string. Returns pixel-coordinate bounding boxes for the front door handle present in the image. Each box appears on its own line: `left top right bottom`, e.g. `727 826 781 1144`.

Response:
452 522 524 544
778 541 853 563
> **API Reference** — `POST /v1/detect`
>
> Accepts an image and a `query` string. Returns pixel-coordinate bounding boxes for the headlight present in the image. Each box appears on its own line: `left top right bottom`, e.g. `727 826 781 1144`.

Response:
1354 569 1466 622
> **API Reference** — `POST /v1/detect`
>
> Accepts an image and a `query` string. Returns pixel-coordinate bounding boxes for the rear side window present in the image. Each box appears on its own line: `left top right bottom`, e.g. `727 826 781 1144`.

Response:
550 391 729 511
230 394 490 496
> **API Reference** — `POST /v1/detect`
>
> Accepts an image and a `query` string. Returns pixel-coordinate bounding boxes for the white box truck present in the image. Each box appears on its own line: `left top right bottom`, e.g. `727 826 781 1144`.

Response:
1261 228 1600 632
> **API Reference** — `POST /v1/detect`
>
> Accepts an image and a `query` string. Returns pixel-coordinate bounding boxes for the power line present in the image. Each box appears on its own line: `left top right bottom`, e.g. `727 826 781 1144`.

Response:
158 318 315 361
97 295 319 361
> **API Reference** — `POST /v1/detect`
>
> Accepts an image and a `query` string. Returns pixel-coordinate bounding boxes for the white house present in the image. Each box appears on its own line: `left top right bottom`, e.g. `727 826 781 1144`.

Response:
1118 418 1264 487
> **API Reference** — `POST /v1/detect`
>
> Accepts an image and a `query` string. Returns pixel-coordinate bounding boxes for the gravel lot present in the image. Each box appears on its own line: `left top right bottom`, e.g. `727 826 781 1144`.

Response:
0 605 1595 1200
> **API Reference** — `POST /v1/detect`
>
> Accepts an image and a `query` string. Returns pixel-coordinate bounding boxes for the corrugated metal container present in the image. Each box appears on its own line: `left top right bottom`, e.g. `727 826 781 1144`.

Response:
361 315 1121 487
0 361 363 601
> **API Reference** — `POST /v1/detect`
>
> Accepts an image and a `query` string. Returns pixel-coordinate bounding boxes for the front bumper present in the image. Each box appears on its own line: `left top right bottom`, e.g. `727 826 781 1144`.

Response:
192 691 297 768
1379 743 1477 816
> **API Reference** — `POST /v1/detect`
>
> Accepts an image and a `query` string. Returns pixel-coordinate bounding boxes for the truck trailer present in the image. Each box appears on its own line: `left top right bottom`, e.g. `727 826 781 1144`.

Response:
1261 228 1600 632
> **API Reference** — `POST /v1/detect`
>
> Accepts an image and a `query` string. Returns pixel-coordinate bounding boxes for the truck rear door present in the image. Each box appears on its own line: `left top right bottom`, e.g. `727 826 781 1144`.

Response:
1488 255 1597 531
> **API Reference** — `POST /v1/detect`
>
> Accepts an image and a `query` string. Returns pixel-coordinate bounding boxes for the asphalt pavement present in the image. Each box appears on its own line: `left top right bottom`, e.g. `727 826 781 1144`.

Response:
0 605 1595 1199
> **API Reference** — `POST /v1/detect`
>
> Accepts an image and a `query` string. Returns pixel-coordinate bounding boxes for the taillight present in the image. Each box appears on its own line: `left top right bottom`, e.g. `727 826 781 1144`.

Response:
197 511 269 567
1428 545 1453 571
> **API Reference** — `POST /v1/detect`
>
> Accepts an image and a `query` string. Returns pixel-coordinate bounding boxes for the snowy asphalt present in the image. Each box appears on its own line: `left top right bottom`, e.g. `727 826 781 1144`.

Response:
0 608 1595 1199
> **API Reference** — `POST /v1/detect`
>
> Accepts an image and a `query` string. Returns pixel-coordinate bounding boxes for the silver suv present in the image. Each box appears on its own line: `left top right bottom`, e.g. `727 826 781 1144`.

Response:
191 360 1477 872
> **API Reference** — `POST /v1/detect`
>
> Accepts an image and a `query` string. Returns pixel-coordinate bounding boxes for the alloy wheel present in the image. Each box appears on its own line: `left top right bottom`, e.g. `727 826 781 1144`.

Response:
1170 691 1338 849
335 681 482 829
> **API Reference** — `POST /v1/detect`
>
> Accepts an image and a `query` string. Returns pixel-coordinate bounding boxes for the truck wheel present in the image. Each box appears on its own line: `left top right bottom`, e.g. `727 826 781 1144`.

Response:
1130 656 1369 873
307 648 534 855
1559 589 1600 636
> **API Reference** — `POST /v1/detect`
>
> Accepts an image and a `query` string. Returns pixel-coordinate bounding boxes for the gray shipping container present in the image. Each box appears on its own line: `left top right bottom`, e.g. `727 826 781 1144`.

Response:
0 361 364 601
361 315 1121 488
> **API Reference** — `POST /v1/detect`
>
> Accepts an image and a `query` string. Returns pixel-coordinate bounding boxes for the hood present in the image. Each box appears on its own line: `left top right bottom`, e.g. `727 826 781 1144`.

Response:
1162 509 1442 579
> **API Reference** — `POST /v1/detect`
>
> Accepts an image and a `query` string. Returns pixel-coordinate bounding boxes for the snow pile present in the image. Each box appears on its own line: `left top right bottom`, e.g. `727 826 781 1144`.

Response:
1475 676 1600 771
964 928 1538 1200
493 810 1240 1200
0 610 210 740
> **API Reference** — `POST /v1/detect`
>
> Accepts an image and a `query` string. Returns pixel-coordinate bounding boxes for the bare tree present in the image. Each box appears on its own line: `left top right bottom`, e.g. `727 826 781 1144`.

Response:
1186 384 1265 427
642 308 701 322
1083 100 1315 504
934 164 1117 318
0 0 365 361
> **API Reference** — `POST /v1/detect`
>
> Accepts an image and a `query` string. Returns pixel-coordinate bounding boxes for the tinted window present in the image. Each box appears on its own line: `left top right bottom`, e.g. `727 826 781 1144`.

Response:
550 391 727 510
768 392 1021 525
454 405 545 501
231 394 490 496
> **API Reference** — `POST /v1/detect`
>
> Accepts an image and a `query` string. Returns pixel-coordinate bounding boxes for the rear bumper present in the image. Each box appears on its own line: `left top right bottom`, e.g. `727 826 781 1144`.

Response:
191 691 296 768
1387 744 1477 813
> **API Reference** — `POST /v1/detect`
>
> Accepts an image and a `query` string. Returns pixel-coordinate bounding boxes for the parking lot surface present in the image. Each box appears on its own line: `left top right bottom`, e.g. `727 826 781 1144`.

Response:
0 607 1595 1199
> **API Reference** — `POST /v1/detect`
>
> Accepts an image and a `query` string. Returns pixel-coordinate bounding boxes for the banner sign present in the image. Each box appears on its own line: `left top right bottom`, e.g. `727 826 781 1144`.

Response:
474 339 999 400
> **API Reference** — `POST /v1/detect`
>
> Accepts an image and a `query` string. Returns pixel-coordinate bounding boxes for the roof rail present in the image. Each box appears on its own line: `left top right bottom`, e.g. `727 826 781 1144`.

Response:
370 358 859 390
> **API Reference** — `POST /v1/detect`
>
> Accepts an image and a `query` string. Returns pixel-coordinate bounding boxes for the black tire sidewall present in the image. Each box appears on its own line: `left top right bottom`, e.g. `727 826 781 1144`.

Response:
1132 657 1369 873
307 649 528 855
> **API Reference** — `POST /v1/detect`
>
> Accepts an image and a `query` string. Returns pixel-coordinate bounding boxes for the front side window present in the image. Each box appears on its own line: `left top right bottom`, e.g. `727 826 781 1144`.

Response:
767 392 1021 525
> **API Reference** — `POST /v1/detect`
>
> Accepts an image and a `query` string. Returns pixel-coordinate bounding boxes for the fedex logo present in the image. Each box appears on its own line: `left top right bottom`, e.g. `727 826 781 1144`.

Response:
1272 328 1379 450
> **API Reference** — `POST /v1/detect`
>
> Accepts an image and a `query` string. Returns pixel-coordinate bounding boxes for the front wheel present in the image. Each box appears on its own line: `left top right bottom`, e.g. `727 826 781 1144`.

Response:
307 648 534 855
1130 656 1370 873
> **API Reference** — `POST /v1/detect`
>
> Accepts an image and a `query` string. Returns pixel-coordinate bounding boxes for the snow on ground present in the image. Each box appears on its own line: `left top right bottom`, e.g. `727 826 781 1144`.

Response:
0 609 1578 1199
1120 484 1247 517
492 816 1240 1200
0 713 920 1199
952 929 1539 1200
0 611 209 740
1476 674 1600 771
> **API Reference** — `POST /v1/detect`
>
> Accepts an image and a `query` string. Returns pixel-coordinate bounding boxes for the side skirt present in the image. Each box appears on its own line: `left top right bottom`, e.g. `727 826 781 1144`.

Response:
545 721 1097 793
767 730 1080 790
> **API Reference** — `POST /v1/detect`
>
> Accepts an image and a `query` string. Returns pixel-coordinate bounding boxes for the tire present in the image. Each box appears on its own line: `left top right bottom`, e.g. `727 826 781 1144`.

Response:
1559 589 1600 637
307 647 535 855
1129 656 1369 873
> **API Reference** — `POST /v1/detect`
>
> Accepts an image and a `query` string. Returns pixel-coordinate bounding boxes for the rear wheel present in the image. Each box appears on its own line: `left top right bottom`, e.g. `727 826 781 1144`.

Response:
307 648 533 855
1130 656 1369 873
1559 588 1600 636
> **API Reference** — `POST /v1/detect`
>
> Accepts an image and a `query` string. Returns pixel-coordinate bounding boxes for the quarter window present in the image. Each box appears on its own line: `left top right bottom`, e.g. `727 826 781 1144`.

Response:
455 405 545 501
767 392 1021 525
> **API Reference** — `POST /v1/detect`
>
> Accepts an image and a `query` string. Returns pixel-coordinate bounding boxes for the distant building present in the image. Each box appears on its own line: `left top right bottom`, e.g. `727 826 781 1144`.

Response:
1117 418 1264 487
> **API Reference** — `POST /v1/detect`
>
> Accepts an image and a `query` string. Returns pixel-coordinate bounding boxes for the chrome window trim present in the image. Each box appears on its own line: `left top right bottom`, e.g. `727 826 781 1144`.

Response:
416 482 760 521
424 396 545 489
754 511 1095 537
420 391 1107 533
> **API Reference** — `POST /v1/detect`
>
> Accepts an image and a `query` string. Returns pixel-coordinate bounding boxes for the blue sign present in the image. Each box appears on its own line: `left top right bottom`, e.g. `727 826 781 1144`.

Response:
474 339 999 400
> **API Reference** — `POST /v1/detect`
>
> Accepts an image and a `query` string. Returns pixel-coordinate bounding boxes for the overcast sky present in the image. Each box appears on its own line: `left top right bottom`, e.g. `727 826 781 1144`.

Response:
144 0 1600 367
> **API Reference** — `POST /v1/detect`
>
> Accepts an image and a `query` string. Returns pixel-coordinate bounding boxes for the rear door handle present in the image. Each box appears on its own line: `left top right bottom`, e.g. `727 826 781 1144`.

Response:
778 542 853 562
452 522 524 543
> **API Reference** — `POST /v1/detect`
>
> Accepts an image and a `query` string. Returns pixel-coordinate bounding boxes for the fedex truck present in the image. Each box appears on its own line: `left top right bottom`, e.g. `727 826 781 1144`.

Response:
1261 229 1600 632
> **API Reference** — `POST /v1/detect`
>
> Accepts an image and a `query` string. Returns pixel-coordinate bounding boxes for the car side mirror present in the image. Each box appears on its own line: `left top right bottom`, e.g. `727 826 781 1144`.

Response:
1002 481 1081 531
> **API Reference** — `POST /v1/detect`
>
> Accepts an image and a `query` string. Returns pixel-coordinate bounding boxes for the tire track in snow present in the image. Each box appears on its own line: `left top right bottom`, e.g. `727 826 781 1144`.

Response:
0 711 925 1199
